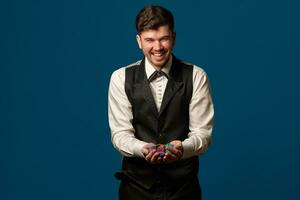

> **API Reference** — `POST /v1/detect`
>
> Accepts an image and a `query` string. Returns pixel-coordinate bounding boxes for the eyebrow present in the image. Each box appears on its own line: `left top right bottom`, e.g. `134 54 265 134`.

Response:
144 35 171 41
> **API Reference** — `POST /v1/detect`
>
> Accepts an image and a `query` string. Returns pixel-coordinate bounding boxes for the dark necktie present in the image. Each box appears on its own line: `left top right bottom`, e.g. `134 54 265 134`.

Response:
148 70 168 82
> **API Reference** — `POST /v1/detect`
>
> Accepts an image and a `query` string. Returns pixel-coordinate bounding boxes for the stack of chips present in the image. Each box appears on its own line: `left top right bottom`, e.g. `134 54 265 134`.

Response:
156 144 165 157
147 143 174 157
164 143 173 154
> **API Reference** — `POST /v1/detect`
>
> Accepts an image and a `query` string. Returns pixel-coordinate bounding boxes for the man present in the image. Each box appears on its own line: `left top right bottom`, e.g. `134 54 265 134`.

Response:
108 5 214 200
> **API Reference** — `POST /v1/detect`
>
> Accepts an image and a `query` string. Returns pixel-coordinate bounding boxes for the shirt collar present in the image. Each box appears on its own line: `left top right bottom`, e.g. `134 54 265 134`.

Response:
145 55 172 79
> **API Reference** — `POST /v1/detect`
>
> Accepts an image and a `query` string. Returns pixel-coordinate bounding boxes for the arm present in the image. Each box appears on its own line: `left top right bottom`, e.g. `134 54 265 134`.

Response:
108 68 147 157
109 68 175 164
181 66 214 159
163 66 214 163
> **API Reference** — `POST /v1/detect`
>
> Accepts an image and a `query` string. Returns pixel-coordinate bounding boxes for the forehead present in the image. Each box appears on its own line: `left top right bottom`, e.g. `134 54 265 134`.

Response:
139 25 172 38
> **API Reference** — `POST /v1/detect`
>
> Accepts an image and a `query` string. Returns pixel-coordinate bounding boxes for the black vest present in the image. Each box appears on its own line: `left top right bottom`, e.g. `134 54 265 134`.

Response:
122 56 199 190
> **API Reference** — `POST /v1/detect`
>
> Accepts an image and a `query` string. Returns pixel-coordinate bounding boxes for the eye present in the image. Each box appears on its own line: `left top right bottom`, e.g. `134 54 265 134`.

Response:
160 36 170 42
144 38 154 43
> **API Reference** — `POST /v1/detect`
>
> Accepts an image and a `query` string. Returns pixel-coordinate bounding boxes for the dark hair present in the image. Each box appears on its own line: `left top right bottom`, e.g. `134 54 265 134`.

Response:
135 5 174 34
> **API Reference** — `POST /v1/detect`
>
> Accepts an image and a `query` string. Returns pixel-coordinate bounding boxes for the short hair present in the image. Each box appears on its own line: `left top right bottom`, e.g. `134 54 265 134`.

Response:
135 5 174 34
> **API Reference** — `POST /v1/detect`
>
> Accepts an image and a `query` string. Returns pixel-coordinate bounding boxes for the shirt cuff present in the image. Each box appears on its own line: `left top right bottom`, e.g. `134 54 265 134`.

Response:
182 138 204 159
181 140 195 159
132 140 148 158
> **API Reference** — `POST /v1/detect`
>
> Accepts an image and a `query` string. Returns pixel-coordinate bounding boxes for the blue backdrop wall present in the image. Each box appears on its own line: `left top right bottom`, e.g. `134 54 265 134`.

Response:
1 0 300 199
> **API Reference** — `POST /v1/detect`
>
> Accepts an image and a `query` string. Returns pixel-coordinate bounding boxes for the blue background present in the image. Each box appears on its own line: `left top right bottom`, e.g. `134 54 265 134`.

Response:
1 0 300 199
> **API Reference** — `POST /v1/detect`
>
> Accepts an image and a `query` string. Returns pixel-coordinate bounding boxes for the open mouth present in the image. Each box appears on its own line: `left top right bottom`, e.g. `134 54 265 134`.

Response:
152 51 166 60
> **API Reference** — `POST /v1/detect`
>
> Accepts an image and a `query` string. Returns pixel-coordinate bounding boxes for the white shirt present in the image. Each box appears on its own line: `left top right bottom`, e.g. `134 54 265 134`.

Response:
108 56 214 159
146 55 172 111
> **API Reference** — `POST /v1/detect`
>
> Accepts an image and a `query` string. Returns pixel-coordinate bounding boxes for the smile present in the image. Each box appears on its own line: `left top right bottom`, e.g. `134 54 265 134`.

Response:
152 52 166 57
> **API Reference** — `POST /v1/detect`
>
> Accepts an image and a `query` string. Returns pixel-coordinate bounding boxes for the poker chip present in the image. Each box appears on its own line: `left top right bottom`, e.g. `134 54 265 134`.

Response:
147 143 174 157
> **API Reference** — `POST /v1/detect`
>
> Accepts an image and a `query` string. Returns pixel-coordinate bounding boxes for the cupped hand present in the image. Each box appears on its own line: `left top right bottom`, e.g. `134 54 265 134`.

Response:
163 140 183 164
142 143 163 164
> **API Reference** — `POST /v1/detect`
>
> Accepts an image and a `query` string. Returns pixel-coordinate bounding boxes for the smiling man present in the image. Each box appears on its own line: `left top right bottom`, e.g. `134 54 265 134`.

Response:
108 5 214 200
136 25 174 69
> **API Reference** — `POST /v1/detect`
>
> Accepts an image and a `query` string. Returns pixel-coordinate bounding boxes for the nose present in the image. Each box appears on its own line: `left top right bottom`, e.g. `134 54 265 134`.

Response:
153 41 163 51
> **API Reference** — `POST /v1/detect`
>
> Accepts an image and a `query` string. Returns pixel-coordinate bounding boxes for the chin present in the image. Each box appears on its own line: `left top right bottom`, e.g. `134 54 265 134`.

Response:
153 61 166 68
153 58 168 66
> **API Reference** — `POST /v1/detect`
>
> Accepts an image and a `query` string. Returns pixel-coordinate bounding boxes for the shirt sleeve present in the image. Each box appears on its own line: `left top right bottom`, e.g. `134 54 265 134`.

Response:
182 66 214 159
108 68 147 157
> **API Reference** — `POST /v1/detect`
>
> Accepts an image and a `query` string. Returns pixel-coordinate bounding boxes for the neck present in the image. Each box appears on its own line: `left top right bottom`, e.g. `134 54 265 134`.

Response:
148 56 172 71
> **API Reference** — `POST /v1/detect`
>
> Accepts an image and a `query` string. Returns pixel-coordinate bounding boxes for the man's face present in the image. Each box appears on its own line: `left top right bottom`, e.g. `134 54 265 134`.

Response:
136 25 175 69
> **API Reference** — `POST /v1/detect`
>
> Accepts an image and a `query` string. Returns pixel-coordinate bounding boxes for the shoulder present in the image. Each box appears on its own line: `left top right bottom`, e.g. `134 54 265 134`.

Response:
110 60 142 81
193 65 207 80
180 60 206 77
174 56 205 73
178 61 210 89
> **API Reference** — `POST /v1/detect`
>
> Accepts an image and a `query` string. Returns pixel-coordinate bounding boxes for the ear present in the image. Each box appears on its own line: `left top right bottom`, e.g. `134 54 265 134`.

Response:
136 34 142 49
172 32 176 46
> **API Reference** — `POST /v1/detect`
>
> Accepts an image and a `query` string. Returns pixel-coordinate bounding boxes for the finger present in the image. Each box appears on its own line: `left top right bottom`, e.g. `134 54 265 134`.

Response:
165 149 183 162
142 148 149 157
164 152 176 160
157 156 162 163
166 146 179 155
145 151 156 162
151 152 161 163
162 153 175 164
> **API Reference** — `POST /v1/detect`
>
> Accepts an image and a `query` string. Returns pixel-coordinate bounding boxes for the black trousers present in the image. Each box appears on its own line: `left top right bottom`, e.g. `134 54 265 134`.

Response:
119 176 201 200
